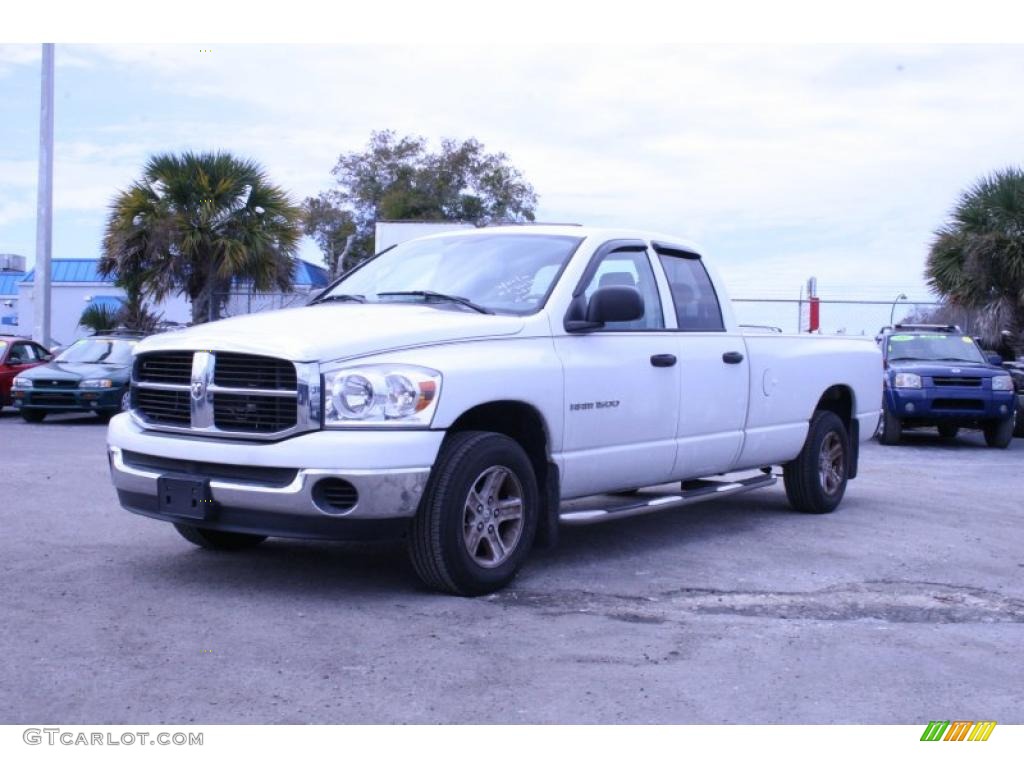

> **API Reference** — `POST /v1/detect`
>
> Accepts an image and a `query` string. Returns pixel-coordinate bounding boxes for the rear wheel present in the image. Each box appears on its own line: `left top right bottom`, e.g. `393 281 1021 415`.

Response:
937 424 959 439
784 411 849 514
983 418 1014 449
878 407 902 445
409 431 538 596
173 523 267 550
20 410 46 423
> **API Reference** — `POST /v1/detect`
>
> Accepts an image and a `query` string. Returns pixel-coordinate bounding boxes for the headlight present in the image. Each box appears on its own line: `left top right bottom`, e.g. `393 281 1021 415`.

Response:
322 365 441 428
80 379 114 389
892 373 922 389
12 377 32 389
991 375 1014 392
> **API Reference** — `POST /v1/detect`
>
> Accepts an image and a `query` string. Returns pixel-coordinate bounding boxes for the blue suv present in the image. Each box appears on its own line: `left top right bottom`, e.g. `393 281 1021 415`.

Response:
877 324 1016 448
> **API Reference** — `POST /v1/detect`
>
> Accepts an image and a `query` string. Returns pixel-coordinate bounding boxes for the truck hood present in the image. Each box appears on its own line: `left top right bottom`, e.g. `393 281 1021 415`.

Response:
136 303 527 362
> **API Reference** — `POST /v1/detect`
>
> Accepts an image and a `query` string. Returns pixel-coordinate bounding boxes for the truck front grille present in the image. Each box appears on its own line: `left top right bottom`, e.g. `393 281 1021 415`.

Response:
214 352 297 390
214 392 297 433
132 351 304 439
932 377 982 387
136 388 191 425
136 352 194 385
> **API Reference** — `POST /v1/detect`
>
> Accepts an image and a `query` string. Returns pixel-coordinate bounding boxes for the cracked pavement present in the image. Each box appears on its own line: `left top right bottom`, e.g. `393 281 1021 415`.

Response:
1 410 1022 723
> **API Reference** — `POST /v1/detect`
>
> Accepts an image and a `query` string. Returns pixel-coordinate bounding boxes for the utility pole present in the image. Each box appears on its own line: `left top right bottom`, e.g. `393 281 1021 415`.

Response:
33 43 54 346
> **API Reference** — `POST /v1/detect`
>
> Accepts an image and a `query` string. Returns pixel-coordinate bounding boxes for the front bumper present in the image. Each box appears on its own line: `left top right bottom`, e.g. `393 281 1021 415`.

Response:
885 386 1016 424
107 413 444 540
13 385 125 412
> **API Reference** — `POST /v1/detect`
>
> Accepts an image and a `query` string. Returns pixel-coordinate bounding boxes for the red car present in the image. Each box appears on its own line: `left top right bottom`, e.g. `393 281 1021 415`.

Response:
0 335 53 406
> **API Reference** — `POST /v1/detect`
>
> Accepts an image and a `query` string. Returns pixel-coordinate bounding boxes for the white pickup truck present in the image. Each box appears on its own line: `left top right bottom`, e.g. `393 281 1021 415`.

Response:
107 226 882 595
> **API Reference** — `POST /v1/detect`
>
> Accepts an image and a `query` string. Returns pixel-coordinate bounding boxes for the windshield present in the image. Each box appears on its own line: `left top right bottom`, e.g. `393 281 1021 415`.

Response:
887 333 987 364
321 234 583 315
55 338 136 365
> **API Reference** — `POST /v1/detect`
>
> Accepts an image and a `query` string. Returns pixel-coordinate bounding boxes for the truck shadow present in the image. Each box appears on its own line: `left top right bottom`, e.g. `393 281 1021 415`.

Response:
124 488 804 600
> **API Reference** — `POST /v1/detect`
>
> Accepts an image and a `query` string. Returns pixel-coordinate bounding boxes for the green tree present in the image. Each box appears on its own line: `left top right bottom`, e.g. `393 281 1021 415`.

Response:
78 303 120 334
100 151 303 324
926 167 1024 356
306 130 538 267
302 193 356 277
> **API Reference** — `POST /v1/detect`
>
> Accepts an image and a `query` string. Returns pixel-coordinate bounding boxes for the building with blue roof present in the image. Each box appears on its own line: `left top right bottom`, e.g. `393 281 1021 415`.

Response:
0 271 25 328
13 257 330 344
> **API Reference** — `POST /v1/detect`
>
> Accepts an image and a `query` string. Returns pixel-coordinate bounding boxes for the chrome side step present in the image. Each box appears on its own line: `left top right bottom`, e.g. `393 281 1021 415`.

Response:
558 472 777 526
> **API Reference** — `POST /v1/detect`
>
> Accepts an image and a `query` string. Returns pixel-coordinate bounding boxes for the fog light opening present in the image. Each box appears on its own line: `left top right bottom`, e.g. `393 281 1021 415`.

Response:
312 478 359 515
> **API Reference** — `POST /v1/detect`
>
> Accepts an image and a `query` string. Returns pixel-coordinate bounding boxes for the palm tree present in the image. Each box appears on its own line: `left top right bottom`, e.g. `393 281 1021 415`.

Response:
926 167 1024 357
100 151 303 324
78 303 120 334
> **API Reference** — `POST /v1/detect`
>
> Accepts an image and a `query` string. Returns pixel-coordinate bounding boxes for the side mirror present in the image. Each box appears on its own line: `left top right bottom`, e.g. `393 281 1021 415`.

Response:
987 353 1003 366
564 285 645 332
587 285 644 324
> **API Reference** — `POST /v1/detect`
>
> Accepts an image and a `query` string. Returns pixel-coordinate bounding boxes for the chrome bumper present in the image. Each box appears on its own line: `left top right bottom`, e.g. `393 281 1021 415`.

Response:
108 445 430 521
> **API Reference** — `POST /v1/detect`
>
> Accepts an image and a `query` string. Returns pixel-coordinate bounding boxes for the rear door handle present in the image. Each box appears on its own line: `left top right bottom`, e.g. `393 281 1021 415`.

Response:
650 354 677 368
722 351 744 364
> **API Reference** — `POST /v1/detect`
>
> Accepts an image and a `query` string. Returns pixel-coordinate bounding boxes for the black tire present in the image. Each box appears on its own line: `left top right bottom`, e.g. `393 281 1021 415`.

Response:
408 431 539 596
173 523 267 550
983 418 1014 449
877 406 902 446
784 411 849 514
937 424 959 439
1014 409 1024 439
20 410 46 423
95 410 117 423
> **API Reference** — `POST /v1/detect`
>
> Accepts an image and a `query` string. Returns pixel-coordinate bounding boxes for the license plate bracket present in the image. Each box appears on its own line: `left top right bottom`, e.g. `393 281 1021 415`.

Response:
157 475 215 520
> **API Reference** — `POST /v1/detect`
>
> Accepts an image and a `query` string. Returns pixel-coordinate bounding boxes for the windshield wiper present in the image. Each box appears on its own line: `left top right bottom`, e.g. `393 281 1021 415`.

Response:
376 290 494 315
934 357 982 363
310 293 366 305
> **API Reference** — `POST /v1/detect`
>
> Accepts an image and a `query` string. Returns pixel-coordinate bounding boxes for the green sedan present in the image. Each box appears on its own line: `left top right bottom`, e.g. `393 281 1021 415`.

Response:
11 333 143 422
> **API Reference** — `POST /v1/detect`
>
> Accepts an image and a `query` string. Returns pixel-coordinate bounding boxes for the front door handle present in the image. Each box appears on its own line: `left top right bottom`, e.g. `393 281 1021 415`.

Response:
650 354 677 368
722 351 745 364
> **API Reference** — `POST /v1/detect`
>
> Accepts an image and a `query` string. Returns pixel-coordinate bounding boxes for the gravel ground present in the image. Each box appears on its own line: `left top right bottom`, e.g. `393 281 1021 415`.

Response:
1 408 1022 724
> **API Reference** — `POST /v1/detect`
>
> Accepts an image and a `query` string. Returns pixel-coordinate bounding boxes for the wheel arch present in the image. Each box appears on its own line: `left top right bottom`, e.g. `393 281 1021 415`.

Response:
446 400 560 548
812 384 859 478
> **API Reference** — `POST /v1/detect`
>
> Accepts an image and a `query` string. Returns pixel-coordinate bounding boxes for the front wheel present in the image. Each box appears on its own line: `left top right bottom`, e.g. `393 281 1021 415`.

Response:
173 523 267 550
20 409 46 423
408 431 539 596
877 407 902 445
937 424 959 439
983 418 1014 449
784 411 849 514
1014 409 1024 438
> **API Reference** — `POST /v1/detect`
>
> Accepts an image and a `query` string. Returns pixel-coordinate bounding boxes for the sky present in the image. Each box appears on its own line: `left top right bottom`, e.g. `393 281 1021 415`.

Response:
1 43 1022 314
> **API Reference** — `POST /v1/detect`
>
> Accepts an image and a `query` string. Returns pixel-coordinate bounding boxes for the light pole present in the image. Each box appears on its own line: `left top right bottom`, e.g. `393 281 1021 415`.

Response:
33 43 55 347
889 293 907 326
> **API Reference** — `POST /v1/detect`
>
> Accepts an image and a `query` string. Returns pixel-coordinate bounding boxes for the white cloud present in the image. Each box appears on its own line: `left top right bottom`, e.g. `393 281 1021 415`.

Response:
4 43 1024 297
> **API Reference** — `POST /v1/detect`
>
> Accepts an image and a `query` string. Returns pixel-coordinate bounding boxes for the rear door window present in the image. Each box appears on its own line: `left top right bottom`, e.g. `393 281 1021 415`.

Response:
658 255 725 332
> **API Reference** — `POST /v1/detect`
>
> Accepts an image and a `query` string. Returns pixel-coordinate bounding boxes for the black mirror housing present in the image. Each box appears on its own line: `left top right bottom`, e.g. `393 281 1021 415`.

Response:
586 285 644 324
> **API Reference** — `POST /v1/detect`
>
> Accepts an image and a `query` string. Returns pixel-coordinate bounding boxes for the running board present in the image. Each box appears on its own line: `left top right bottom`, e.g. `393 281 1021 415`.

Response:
558 472 777 526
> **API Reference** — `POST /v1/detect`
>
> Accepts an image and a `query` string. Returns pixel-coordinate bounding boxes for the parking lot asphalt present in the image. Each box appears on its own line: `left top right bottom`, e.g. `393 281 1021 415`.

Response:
1 408 1022 725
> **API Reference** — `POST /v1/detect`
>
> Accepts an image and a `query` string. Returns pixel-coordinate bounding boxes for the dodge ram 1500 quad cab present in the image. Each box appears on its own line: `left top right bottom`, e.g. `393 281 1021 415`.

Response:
107 227 882 595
